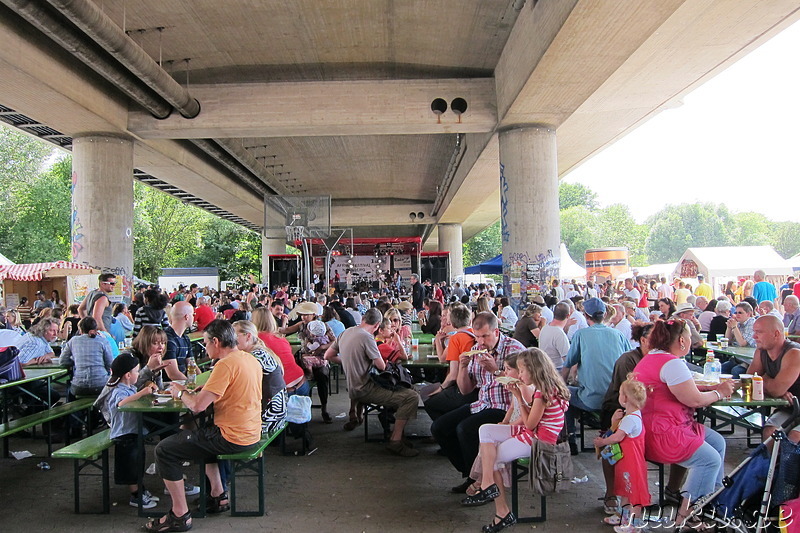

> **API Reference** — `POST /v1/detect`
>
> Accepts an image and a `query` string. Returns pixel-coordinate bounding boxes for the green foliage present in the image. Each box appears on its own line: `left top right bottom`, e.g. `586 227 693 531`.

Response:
179 215 262 282
733 212 772 246
462 220 501 266
559 182 598 211
560 206 598 265
771 221 800 259
644 204 736 263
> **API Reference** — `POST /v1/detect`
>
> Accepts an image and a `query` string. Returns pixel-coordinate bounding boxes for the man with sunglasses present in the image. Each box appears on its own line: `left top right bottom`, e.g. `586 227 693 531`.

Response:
78 273 117 332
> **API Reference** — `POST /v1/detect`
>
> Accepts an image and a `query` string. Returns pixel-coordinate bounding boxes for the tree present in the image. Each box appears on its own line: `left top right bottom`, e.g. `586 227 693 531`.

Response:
644 203 736 263
771 221 800 259
733 212 772 246
559 182 598 211
132 183 208 281
596 204 648 266
462 220 501 266
560 206 598 266
180 215 262 282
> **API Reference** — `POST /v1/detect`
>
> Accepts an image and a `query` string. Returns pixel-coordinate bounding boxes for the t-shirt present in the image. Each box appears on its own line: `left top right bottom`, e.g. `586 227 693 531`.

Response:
513 316 538 347
331 326 381 397
202 349 263 446
623 288 641 302
259 332 304 386
499 306 518 328
445 329 476 362
695 283 713 299
105 383 139 439
538 324 570 370
194 305 216 332
618 409 643 438
753 281 777 304
164 326 192 374
674 288 691 304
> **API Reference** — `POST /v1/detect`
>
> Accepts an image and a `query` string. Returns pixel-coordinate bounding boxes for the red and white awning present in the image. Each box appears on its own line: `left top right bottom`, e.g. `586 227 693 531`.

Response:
0 261 100 281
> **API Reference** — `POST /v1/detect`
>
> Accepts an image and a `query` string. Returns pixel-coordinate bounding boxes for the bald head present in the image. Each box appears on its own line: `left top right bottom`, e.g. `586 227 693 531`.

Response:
753 314 784 350
171 301 195 330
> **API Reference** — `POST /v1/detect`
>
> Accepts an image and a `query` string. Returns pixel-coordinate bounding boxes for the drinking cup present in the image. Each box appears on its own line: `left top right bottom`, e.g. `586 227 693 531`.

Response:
739 374 753 402
719 337 729 349
719 374 733 399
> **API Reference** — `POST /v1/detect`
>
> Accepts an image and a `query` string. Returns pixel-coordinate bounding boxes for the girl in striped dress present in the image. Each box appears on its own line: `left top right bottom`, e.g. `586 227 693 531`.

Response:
467 348 571 533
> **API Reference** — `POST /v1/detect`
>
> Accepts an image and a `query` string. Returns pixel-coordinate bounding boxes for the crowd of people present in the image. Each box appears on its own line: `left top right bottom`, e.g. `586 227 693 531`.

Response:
1 269 798 532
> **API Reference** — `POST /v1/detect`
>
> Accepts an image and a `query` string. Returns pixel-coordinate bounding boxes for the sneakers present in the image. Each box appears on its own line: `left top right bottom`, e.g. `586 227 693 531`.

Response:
130 489 159 509
164 483 200 496
385 439 419 457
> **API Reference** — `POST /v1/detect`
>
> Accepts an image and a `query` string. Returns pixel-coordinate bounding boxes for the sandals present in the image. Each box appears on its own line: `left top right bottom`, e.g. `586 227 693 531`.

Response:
343 416 361 431
205 491 230 514
460 484 500 507
482 511 517 533
144 510 192 532
603 514 621 526
465 481 482 497
600 495 618 515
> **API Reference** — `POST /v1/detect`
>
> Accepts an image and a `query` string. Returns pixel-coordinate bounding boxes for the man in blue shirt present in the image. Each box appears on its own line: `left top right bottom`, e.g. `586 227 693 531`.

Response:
163 301 193 379
563 298 631 455
752 269 778 307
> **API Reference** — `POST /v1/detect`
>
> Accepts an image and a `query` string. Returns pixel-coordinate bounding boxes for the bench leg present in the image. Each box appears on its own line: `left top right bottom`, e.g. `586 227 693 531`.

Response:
511 460 546 523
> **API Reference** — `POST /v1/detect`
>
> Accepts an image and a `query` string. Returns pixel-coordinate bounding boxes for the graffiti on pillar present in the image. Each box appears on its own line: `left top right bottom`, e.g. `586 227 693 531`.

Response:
499 163 510 243
503 249 560 308
70 171 85 260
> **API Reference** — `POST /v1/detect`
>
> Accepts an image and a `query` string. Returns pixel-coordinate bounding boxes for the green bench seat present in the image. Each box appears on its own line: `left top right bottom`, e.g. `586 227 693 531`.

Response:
218 422 287 516
707 405 765 447
1 397 96 457
52 429 114 514
511 457 547 523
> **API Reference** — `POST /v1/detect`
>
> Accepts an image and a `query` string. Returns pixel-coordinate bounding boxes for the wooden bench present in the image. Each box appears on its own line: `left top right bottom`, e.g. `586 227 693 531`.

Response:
52 429 113 514
510 457 547 522
218 421 287 516
0 397 96 457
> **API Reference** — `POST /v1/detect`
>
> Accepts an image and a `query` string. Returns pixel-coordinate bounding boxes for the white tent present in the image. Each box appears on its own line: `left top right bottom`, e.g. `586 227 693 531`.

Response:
0 252 13 266
790 252 800 272
559 243 586 281
673 246 792 296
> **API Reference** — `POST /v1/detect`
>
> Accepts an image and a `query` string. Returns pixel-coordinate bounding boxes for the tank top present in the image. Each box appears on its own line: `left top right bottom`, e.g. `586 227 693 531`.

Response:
86 289 113 331
759 340 800 397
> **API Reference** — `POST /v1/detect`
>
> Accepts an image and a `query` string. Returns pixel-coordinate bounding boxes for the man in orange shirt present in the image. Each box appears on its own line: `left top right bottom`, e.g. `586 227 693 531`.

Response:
423 304 478 421
146 320 262 532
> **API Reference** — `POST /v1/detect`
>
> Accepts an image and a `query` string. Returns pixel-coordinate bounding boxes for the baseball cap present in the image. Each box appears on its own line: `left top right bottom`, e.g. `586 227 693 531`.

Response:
583 297 606 316
109 353 139 380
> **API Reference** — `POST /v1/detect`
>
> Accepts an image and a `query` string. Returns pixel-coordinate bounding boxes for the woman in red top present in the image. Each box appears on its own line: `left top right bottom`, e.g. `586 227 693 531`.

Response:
251 308 308 396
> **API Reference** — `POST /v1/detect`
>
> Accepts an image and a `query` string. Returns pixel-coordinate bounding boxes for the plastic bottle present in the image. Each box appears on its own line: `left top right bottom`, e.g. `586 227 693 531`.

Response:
703 350 721 383
186 357 199 391
752 373 764 401
710 357 721 384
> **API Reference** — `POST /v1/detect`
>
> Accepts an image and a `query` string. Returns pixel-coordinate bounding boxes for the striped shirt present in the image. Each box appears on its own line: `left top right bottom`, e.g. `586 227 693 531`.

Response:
467 334 525 414
512 390 569 445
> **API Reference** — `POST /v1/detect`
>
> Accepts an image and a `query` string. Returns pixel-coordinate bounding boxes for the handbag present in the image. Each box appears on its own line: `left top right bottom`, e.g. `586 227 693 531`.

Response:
369 362 413 391
529 434 573 495
285 394 312 424
0 346 25 384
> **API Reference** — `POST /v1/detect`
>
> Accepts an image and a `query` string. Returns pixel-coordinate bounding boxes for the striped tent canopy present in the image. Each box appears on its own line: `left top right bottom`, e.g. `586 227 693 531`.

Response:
0 261 100 281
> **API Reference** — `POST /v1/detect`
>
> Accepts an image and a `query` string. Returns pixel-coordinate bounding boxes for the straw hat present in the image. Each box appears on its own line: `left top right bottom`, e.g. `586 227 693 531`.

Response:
397 301 413 311
295 302 319 315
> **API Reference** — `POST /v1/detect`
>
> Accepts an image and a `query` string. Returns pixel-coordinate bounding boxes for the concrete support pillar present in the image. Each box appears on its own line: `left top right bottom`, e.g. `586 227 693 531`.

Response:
438 223 464 283
71 134 134 300
261 235 286 289
498 125 560 309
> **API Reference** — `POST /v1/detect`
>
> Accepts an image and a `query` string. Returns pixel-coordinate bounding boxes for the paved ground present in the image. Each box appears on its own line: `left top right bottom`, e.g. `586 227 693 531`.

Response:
1 382 758 533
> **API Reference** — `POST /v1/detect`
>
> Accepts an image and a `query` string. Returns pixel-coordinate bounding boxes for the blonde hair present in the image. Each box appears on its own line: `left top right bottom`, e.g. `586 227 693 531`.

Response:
620 374 647 411
251 307 281 336
232 320 267 351
517 348 570 405
384 308 401 322
476 297 491 314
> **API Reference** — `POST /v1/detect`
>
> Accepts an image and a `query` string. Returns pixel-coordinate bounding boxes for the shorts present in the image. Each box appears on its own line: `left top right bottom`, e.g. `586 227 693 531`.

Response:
765 409 800 433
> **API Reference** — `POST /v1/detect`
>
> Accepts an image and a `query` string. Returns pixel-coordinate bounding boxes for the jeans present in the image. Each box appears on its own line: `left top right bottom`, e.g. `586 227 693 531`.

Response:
677 428 726 501
566 385 597 435
431 404 506 477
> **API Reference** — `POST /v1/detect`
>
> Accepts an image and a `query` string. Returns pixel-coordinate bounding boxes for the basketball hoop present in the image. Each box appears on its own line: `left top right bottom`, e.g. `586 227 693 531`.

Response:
285 225 305 243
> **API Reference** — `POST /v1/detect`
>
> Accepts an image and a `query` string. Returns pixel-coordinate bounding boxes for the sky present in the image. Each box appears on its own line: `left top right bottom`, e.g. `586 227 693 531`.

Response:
564 17 800 224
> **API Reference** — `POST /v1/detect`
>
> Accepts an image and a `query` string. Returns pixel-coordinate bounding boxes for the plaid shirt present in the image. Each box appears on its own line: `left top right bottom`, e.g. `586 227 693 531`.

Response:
468 334 525 414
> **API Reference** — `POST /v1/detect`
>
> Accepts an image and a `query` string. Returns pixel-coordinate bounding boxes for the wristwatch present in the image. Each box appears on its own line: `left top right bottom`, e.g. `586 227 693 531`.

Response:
178 389 187 400
493 370 502 377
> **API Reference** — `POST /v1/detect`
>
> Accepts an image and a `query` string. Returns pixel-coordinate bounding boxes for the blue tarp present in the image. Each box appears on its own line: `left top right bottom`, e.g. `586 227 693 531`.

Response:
464 254 502 275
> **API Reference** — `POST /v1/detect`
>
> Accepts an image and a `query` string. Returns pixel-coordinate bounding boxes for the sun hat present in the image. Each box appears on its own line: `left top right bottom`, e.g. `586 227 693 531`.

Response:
397 301 413 311
295 302 319 315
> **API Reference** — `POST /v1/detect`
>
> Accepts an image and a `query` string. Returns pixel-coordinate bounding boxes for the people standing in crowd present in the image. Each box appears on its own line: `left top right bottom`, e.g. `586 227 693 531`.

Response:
78 273 117 332
410 274 425 312
694 274 713 300
752 269 778 307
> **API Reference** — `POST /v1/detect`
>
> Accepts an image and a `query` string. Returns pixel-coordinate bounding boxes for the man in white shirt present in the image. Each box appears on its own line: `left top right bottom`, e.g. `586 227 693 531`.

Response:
611 304 635 346
622 278 641 303
552 279 565 301
538 302 571 370
657 276 674 300
564 300 588 340
532 295 553 324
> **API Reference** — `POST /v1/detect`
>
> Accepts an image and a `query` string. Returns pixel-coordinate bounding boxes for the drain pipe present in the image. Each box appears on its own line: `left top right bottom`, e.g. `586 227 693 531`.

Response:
1 0 171 118
47 0 201 119
430 133 465 217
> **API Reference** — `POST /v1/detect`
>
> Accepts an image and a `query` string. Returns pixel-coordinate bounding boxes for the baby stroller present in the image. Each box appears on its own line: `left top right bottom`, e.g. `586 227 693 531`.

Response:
681 397 800 532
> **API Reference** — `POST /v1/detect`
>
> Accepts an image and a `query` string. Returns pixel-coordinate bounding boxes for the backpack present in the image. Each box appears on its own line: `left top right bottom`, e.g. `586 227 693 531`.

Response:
0 346 25 384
